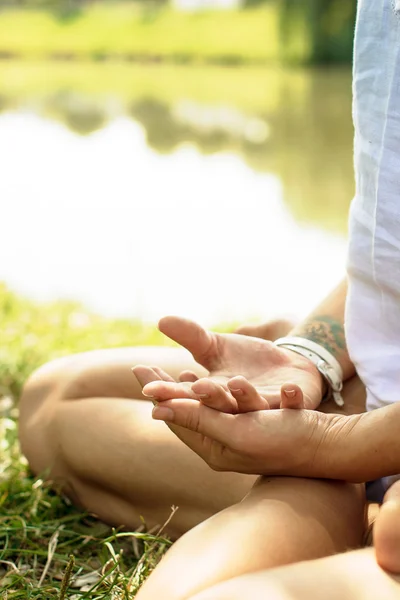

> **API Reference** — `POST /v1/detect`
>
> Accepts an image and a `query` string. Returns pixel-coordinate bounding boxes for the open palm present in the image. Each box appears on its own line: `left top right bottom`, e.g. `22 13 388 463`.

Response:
133 316 324 412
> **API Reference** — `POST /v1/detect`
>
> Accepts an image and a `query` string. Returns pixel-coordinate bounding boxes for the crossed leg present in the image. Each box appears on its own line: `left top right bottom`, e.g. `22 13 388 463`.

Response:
19 346 256 539
135 378 367 600
136 475 364 600
186 482 400 600
19 334 373 600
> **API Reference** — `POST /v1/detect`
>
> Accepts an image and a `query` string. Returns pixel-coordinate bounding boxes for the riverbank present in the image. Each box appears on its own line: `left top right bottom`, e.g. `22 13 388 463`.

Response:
0 60 309 113
0 3 312 65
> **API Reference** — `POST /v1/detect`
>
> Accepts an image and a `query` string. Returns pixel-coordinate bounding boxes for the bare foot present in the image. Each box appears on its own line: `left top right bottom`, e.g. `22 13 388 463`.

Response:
374 480 400 573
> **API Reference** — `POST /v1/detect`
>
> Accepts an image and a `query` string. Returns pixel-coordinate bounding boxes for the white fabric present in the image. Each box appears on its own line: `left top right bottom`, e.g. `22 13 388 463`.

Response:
346 0 400 411
346 0 400 491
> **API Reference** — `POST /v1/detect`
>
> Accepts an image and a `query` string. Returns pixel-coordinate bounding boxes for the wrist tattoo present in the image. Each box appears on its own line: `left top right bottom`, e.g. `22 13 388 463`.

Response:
293 315 346 358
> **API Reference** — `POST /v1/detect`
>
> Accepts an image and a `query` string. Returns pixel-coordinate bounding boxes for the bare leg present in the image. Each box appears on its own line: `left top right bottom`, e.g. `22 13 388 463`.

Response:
136 476 365 600
19 347 257 538
186 550 400 600
186 482 400 600
19 338 367 600
374 481 400 573
19 320 290 536
133 378 367 600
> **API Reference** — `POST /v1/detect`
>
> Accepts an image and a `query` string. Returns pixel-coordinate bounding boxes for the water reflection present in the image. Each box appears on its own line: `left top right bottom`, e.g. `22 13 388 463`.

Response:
0 111 347 325
0 63 354 324
0 63 354 231
45 92 109 135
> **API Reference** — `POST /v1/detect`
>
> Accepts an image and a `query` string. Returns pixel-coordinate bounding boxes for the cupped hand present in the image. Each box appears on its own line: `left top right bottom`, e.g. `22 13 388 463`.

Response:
149 389 347 478
133 316 324 412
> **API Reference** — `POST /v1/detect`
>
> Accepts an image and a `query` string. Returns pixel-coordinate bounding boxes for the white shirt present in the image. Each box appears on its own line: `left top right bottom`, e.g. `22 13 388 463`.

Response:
346 0 400 421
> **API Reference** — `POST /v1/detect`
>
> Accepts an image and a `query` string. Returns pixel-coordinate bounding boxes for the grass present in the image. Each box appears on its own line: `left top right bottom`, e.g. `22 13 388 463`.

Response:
1 421 174 598
0 3 309 64
0 283 173 402
0 282 180 598
0 282 239 597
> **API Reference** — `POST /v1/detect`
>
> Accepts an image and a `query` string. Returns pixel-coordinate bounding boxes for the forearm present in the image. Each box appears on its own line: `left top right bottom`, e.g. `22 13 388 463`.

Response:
318 403 400 482
288 278 355 382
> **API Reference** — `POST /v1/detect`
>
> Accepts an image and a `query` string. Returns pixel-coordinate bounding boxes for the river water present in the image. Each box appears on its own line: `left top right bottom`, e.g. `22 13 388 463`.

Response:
0 62 353 325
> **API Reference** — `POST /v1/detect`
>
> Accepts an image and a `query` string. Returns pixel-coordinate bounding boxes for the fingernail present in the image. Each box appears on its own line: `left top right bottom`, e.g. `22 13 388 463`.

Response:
152 406 174 421
142 390 156 399
197 393 209 399
283 389 296 398
229 388 244 396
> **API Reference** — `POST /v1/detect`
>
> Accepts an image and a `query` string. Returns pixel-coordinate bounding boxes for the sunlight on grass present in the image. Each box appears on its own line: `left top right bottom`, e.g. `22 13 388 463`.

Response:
0 283 173 401
0 283 180 597
1 413 173 597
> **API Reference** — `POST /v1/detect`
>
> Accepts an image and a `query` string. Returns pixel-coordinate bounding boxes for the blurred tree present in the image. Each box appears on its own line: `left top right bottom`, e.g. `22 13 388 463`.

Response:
280 0 357 64
243 0 268 6
0 0 169 9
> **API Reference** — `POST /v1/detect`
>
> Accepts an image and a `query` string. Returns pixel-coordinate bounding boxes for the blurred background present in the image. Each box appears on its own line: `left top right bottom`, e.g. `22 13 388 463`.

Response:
0 0 357 393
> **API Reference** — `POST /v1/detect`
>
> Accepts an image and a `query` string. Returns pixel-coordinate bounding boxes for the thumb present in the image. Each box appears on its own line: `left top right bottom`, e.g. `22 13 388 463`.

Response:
158 316 217 369
152 398 234 446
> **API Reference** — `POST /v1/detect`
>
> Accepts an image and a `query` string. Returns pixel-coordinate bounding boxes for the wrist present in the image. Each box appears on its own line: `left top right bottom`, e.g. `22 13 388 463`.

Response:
328 405 400 483
276 339 340 406
281 410 341 478
311 412 365 481
287 313 355 382
279 346 325 404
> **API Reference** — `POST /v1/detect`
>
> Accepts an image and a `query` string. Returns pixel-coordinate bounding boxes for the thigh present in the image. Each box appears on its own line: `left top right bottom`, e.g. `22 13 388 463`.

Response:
19 347 257 538
187 549 400 600
136 476 366 600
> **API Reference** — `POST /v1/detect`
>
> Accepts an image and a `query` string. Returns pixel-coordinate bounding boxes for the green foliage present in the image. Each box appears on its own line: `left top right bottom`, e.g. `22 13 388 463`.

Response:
0 282 171 401
0 3 282 64
0 1 358 64
244 0 271 6
0 412 172 597
279 0 357 64
0 0 358 65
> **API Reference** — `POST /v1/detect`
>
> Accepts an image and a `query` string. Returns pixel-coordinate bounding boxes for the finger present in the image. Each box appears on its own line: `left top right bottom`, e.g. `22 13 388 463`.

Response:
152 366 175 382
158 316 217 369
227 376 270 411
151 398 235 447
191 378 237 413
179 370 199 383
280 384 305 409
143 380 199 401
132 365 162 387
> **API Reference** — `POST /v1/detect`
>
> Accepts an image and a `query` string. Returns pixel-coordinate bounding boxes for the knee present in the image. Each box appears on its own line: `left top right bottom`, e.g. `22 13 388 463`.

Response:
19 354 77 423
19 355 78 473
